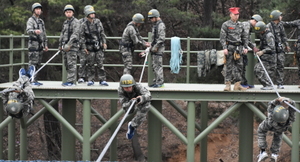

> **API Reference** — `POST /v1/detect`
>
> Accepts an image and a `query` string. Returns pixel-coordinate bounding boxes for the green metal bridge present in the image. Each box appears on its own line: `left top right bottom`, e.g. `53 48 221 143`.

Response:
0 34 299 162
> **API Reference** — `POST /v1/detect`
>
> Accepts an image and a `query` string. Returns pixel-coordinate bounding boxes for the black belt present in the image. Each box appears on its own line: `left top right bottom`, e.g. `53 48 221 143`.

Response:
227 41 241 46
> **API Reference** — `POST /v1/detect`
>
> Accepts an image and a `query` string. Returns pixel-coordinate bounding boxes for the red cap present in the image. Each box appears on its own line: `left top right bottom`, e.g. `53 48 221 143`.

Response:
229 7 240 14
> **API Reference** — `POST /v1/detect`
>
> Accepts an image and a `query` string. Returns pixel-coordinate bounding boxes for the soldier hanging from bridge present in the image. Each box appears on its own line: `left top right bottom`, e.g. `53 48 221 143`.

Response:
118 74 151 139
1 66 36 119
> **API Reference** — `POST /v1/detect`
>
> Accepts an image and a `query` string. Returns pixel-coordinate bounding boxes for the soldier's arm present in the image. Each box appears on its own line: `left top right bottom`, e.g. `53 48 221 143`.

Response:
129 26 143 45
136 84 151 103
280 24 289 47
79 24 87 50
282 20 299 28
26 18 36 36
262 34 276 54
220 23 228 49
67 19 80 46
99 21 107 44
58 23 65 48
41 19 48 47
155 23 166 46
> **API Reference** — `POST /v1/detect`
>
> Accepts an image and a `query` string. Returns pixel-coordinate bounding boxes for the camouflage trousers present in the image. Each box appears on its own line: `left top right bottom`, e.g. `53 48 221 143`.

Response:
257 120 283 154
28 49 43 82
224 48 243 83
254 54 276 87
152 54 164 85
77 49 87 79
274 52 285 85
130 101 150 128
295 44 300 79
86 50 106 82
64 50 78 83
241 55 248 85
121 48 133 75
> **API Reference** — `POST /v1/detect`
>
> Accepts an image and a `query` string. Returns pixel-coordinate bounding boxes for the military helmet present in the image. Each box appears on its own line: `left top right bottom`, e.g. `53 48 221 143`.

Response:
132 13 145 23
84 5 95 17
64 4 75 12
6 99 23 115
251 14 263 22
148 9 160 18
120 74 136 87
254 21 266 33
273 104 289 123
32 2 42 12
270 10 282 21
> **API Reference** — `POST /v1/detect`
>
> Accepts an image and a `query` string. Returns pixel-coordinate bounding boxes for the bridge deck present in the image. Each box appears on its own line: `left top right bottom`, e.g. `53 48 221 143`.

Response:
0 81 299 102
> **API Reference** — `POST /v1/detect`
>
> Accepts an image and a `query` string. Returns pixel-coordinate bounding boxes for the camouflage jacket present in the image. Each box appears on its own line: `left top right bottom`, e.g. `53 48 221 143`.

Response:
2 75 35 105
266 98 296 132
59 16 80 49
282 19 300 42
259 29 276 54
118 84 151 108
267 21 289 47
220 19 248 50
151 19 166 50
120 22 147 48
26 15 48 47
243 20 256 49
79 18 106 50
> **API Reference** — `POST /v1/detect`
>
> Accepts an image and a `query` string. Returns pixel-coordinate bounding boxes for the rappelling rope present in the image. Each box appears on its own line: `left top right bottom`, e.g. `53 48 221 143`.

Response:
170 36 183 74
255 53 300 113
97 51 148 161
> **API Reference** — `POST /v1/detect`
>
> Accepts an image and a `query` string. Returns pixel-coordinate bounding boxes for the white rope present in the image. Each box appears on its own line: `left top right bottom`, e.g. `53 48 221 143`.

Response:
255 53 300 113
139 47 150 83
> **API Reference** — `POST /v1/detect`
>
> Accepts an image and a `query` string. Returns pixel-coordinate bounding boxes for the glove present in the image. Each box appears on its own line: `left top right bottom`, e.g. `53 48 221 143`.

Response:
286 46 291 52
136 96 143 105
256 51 264 56
151 46 158 53
13 87 22 93
253 47 259 53
62 44 71 52
277 97 290 104
233 51 240 60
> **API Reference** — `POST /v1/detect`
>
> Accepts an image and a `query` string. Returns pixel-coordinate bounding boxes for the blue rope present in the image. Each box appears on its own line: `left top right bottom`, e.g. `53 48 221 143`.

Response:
170 37 183 74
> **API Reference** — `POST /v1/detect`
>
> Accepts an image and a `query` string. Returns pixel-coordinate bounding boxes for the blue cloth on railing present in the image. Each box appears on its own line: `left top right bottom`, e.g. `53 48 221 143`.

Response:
170 36 183 74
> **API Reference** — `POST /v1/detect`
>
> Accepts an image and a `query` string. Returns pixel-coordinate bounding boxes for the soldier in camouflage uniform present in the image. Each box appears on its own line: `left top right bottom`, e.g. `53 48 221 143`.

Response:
2 67 35 119
282 18 300 88
148 9 165 88
241 14 263 89
118 74 151 139
59 5 80 87
257 97 295 162
267 10 290 89
26 3 48 86
253 21 276 90
220 7 248 91
79 5 108 86
120 13 150 75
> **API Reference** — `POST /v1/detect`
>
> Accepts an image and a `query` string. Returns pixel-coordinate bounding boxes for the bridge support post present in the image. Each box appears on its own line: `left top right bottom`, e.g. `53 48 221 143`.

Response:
0 98 3 159
187 101 195 162
8 118 15 160
291 103 299 162
20 118 28 160
239 103 253 162
62 99 76 160
109 99 118 161
200 101 208 162
82 99 91 160
148 100 162 161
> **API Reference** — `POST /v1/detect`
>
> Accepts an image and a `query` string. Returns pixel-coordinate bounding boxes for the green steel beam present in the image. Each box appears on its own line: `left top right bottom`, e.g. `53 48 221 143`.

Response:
187 101 195 162
167 100 201 131
20 118 28 160
78 99 107 124
186 37 191 83
246 33 255 86
200 101 208 162
0 116 12 131
39 99 83 142
89 109 124 144
148 101 162 162
239 104 253 162
82 99 91 160
8 118 15 160
149 105 187 144
109 99 118 161
291 103 300 162
194 103 242 144
147 32 154 86
0 98 3 159
62 99 76 160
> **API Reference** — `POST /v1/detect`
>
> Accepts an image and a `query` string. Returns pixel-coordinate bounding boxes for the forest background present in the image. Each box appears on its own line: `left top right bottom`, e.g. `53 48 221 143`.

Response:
0 0 300 161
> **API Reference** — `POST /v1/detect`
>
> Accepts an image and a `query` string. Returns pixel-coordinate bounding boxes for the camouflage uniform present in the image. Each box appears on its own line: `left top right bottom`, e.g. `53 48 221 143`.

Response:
59 16 80 84
80 18 107 83
267 22 289 86
78 18 88 80
150 19 166 85
118 84 151 128
26 15 48 81
257 98 295 154
2 75 35 118
220 19 248 83
120 22 147 75
254 29 276 87
282 20 300 80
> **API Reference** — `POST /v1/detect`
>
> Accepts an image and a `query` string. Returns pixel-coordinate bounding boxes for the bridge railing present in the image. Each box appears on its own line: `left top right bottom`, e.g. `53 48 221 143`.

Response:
0 34 297 83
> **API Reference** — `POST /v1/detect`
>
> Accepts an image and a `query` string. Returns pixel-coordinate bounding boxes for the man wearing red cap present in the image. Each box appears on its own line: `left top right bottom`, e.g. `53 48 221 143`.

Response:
220 7 248 91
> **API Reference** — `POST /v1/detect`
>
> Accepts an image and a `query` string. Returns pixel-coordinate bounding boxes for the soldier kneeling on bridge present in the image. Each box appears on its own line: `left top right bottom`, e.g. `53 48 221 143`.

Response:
1 66 35 119
118 74 151 139
257 97 296 162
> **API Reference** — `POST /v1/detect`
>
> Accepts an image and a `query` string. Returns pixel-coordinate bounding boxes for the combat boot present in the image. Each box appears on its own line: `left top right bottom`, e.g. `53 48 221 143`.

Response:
233 81 247 91
224 81 231 91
